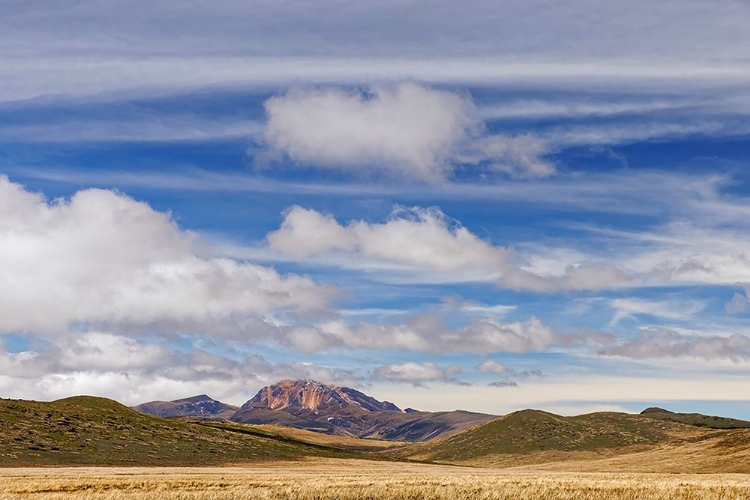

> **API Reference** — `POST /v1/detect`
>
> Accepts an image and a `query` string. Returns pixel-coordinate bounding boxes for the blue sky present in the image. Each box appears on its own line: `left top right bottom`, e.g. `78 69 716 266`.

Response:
1 1 750 417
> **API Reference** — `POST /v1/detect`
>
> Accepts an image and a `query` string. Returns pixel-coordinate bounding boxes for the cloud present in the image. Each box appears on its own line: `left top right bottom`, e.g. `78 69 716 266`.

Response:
439 297 516 317
302 315 557 354
372 361 461 385
488 380 518 388
476 359 544 387
261 83 555 181
1 2 749 105
609 297 705 325
726 286 750 315
476 359 511 375
0 332 361 405
600 327 750 361
266 205 630 291
0 117 262 144
0 176 335 335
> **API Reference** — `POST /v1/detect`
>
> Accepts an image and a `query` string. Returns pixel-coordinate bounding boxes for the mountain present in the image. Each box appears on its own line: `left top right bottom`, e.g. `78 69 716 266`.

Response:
133 394 238 419
243 379 400 413
0 395 365 466
230 379 496 441
640 407 750 429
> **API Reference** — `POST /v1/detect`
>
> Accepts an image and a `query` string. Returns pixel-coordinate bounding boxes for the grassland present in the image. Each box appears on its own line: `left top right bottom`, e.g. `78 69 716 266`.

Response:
2 460 749 499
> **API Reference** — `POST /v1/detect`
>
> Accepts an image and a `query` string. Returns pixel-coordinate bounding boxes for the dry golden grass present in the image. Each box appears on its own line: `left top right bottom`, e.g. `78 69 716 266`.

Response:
2 459 749 499
252 425 407 450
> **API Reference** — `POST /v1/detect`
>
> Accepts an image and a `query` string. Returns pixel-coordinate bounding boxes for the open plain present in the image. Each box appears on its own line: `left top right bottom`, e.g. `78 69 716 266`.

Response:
0 459 750 500
3 460 750 500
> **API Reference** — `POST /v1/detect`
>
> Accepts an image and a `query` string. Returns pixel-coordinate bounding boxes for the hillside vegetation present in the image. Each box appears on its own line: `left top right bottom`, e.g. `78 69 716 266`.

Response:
0 396 368 466
640 406 750 429
400 409 750 471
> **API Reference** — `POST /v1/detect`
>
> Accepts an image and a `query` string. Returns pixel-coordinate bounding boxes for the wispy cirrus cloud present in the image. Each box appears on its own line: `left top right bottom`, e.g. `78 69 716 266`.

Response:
372 361 462 385
1 1 748 104
599 327 750 361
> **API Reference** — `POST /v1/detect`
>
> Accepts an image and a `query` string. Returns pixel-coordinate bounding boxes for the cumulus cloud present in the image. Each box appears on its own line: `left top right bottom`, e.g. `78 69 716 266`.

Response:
261 83 555 181
0 333 361 404
266 205 630 291
372 361 461 385
600 327 750 361
0 176 335 335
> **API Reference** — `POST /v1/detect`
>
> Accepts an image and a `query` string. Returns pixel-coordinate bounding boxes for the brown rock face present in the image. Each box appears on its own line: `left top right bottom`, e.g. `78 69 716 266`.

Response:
243 379 400 413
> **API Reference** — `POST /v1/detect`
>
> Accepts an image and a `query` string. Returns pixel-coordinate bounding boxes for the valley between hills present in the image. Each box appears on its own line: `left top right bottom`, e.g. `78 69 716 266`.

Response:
2 379 750 473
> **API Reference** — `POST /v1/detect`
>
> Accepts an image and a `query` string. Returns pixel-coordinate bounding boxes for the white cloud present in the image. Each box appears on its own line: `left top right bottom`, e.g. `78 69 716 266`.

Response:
301 315 557 354
266 205 630 291
478 97 709 120
600 327 750 361
476 359 511 375
609 297 706 325
261 83 555 181
1 1 749 105
0 333 361 405
0 118 262 144
372 361 461 384
0 176 335 335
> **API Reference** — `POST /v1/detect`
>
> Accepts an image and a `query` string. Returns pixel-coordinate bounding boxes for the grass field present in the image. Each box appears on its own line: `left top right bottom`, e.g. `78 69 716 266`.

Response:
2 459 750 499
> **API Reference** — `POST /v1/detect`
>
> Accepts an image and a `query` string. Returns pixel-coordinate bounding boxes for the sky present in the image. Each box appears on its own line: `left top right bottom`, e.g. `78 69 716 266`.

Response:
2 0 750 418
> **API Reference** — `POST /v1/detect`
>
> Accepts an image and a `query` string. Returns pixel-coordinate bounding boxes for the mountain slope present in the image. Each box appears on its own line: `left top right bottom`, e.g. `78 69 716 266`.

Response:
640 407 750 429
0 396 365 466
231 380 495 441
133 394 238 419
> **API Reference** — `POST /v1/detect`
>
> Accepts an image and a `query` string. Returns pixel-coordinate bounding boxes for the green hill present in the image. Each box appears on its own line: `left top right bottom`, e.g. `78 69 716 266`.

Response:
640 407 750 429
400 409 709 464
0 396 367 466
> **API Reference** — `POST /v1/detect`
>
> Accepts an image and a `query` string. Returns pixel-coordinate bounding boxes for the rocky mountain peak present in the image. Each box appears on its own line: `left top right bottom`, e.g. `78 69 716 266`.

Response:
242 379 401 413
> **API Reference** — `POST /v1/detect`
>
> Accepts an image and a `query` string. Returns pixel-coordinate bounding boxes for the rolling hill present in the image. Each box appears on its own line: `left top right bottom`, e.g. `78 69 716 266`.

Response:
0 395 370 466
398 408 750 472
639 406 750 429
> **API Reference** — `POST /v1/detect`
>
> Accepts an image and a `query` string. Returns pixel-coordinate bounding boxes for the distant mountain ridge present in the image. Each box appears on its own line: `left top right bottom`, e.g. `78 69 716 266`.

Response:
230 379 496 441
133 394 238 419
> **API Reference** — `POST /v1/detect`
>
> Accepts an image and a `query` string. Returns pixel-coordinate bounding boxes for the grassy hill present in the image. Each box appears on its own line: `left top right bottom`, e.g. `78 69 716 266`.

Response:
399 409 720 466
0 396 371 466
640 407 750 429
